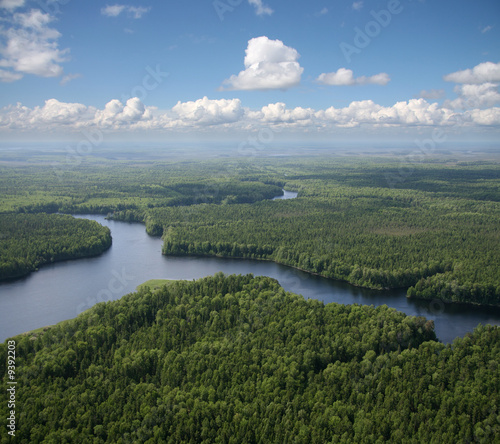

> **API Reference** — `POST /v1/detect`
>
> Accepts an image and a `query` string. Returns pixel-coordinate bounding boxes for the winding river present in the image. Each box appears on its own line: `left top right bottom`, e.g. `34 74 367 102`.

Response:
1 206 499 343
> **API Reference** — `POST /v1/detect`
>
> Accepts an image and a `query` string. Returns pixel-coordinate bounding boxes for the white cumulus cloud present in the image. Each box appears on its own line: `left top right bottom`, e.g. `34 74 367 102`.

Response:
34 98 89 124
467 108 500 126
444 61 500 84
220 36 303 91
172 97 244 126
316 99 454 128
317 68 390 86
0 9 69 81
444 83 500 109
0 99 93 130
254 102 315 124
94 98 151 127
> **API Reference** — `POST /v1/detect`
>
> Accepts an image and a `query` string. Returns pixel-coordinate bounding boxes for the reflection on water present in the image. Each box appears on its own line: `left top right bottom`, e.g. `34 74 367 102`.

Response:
272 189 299 200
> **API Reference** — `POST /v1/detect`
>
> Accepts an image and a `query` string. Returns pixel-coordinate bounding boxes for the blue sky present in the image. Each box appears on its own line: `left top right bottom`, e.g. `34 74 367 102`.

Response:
0 0 499 144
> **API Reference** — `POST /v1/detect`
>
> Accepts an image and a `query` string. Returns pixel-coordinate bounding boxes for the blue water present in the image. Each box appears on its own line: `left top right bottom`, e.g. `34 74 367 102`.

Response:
1 214 498 343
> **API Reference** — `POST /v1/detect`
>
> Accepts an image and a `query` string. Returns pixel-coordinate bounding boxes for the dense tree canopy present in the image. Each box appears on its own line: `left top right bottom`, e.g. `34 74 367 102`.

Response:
128 159 500 307
1 155 499 441
0 161 283 215
1 274 497 443
1 156 499 306
152 191 500 306
0 213 111 280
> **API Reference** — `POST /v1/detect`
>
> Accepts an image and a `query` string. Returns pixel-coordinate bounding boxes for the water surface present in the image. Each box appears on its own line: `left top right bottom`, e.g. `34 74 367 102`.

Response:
0 214 498 343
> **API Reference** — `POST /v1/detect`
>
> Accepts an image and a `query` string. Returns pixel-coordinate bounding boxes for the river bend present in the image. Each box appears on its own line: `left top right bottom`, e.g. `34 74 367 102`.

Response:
1 214 499 343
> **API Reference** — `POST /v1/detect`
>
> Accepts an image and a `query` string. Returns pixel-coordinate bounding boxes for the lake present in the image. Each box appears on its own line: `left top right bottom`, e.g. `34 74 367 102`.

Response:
1 212 499 343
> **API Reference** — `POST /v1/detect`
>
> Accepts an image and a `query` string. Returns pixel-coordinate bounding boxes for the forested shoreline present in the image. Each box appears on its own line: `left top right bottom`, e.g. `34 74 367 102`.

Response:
1 156 499 306
0 214 112 281
153 193 500 307
144 160 500 307
1 274 497 442
1 155 499 441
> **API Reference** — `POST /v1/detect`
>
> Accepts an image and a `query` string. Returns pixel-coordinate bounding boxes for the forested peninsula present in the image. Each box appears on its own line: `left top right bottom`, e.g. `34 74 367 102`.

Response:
1 274 497 442
0 214 111 280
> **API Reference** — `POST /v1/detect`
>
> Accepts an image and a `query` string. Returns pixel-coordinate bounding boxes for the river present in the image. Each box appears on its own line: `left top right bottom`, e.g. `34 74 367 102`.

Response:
1 211 499 343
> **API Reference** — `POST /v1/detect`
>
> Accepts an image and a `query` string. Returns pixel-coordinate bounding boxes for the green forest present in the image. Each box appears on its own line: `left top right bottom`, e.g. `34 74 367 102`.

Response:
0 161 283 215
0 214 111 280
1 153 499 442
154 189 500 306
1 156 499 306
1 274 498 443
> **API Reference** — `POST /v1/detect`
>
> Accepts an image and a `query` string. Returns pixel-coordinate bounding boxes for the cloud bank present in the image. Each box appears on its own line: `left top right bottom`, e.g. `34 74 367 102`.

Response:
1 96 499 135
